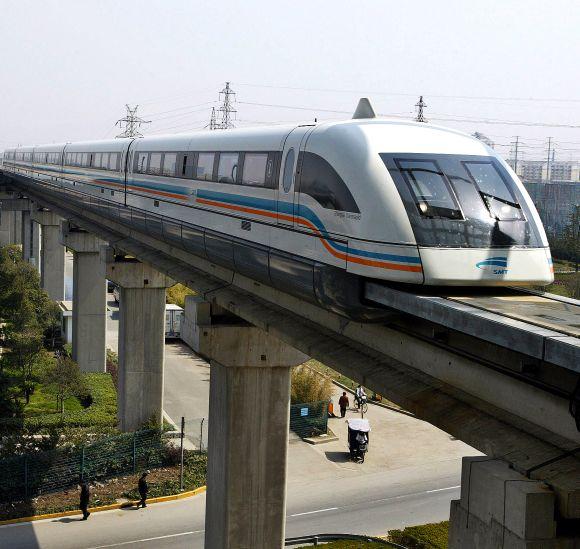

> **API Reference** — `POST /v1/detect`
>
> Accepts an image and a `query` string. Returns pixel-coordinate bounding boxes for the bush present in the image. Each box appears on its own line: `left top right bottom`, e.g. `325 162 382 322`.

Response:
388 522 449 549
291 365 333 405
106 349 118 389
166 283 195 308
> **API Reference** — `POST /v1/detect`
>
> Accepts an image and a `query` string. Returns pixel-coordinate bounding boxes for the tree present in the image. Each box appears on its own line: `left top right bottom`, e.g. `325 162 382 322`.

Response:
42 356 86 414
291 365 333 405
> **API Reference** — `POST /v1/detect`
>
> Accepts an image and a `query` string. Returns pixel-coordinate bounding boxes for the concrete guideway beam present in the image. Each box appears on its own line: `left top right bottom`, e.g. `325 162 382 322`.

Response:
31 209 65 300
102 247 174 432
204 325 306 549
60 221 107 373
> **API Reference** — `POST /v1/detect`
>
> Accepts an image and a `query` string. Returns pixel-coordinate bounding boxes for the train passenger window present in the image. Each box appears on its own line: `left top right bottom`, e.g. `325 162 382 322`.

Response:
241 153 267 186
82 153 88 167
135 152 148 173
197 153 215 181
396 159 462 219
162 153 177 176
282 149 295 193
181 154 188 176
102 153 110 169
218 153 239 183
463 161 524 221
149 153 162 175
109 153 119 171
298 152 360 213
94 153 101 168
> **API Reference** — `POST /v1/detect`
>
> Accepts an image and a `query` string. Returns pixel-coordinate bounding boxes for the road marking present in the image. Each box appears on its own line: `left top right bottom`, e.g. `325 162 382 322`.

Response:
85 530 204 548
290 507 338 517
425 485 461 494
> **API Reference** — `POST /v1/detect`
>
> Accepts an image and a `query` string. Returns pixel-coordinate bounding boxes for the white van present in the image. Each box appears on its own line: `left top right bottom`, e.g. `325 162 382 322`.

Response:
165 304 183 339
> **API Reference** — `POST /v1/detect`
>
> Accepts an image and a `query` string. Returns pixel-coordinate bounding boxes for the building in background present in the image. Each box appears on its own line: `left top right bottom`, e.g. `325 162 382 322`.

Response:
524 181 580 236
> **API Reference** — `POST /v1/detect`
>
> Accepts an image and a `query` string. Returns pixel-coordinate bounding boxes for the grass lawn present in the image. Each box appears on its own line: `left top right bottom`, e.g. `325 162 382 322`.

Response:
24 384 83 416
296 543 388 548
544 270 579 299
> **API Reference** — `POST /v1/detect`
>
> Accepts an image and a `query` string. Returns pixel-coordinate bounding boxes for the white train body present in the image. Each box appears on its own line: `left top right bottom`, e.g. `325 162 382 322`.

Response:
2 118 553 317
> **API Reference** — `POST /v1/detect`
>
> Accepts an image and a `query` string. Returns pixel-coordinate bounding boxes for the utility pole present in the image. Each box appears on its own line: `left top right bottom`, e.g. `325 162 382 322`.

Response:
207 107 219 130
511 136 520 173
217 82 237 129
546 137 553 182
415 95 428 123
115 105 150 138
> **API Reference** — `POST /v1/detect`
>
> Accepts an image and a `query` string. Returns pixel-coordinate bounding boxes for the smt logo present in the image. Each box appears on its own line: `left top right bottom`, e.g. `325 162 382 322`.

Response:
476 256 509 275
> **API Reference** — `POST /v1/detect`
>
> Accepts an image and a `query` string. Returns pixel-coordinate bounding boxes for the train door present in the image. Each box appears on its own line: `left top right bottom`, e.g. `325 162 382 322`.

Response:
276 125 315 227
121 139 136 206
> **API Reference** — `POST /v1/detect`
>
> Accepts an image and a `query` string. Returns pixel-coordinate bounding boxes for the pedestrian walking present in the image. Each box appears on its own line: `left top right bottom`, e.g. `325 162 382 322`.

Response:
338 392 349 418
79 480 90 520
136 471 149 508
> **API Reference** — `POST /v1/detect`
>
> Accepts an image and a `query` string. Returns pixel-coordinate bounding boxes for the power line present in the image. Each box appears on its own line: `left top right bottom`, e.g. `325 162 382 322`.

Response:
234 82 580 104
115 105 150 138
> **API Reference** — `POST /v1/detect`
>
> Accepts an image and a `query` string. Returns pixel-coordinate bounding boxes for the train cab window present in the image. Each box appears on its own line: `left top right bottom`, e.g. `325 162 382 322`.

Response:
218 153 239 183
298 152 360 213
241 153 267 187
197 152 215 181
149 153 162 175
463 161 524 221
109 153 119 171
135 152 148 173
162 153 177 176
396 159 462 219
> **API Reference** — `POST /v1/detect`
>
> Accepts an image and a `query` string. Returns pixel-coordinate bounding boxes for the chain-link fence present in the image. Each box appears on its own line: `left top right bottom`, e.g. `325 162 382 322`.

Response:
290 401 328 438
0 429 164 502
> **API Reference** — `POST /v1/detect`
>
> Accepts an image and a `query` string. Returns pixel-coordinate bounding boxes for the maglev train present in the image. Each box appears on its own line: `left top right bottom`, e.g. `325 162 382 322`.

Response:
2 104 553 319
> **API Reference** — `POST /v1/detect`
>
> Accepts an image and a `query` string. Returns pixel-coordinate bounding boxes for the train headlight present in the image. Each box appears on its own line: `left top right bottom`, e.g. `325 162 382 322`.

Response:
418 202 428 214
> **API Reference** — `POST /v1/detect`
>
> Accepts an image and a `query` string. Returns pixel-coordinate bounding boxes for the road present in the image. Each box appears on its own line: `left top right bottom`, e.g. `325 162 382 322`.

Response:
1 294 478 547
1 460 461 548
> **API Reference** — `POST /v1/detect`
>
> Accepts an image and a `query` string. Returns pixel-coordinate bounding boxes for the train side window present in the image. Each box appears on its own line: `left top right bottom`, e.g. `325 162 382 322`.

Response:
241 153 268 187
282 148 295 193
197 152 215 181
162 153 177 176
298 152 360 213
180 154 188 177
94 153 101 168
101 153 109 170
149 153 162 175
109 153 119 171
135 152 148 173
218 153 239 184
82 153 89 167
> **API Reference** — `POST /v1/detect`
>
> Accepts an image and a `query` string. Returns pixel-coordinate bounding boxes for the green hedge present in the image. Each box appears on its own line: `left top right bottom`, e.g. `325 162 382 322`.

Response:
388 522 449 548
23 373 117 429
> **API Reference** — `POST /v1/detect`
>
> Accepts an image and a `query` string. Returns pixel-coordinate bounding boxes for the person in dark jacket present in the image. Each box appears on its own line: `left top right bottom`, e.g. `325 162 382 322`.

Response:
79 481 90 520
338 392 349 418
136 471 149 508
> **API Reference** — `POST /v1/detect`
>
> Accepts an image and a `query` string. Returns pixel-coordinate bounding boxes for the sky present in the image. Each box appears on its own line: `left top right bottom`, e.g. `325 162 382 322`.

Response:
1 0 579 161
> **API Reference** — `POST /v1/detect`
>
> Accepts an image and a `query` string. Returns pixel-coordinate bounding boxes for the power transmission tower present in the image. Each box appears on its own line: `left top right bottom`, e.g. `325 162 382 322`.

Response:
546 137 553 182
207 107 219 130
115 105 151 138
217 82 237 129
510 136 520 173
415 95 428 123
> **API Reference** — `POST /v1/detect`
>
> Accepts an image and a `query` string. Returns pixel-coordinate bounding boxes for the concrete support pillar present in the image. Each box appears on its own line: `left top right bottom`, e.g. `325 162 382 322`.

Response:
60 222 107 373
30 221 40 270
449 457 579 548
31 210 65 300
21 209 31 261
205 325 307 549
102 248 174 432
11 210 21 245
0 209 15 247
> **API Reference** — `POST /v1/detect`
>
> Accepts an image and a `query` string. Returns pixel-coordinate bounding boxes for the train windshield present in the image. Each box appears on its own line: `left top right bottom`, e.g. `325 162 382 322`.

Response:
381 153 541 248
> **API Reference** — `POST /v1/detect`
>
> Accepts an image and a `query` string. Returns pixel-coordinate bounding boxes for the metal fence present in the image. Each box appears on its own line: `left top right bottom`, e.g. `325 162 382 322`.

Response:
290 400 328 439
0 429 164 502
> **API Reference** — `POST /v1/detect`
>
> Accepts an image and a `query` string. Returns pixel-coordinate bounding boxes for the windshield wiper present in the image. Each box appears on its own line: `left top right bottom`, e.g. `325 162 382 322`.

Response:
479 191 521 210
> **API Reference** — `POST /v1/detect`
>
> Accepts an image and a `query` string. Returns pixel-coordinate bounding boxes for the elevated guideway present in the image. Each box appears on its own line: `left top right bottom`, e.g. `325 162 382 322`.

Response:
2 169 579 546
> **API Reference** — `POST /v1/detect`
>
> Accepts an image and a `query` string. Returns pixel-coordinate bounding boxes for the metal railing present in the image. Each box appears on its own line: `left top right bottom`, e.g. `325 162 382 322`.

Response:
285 533 407 547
